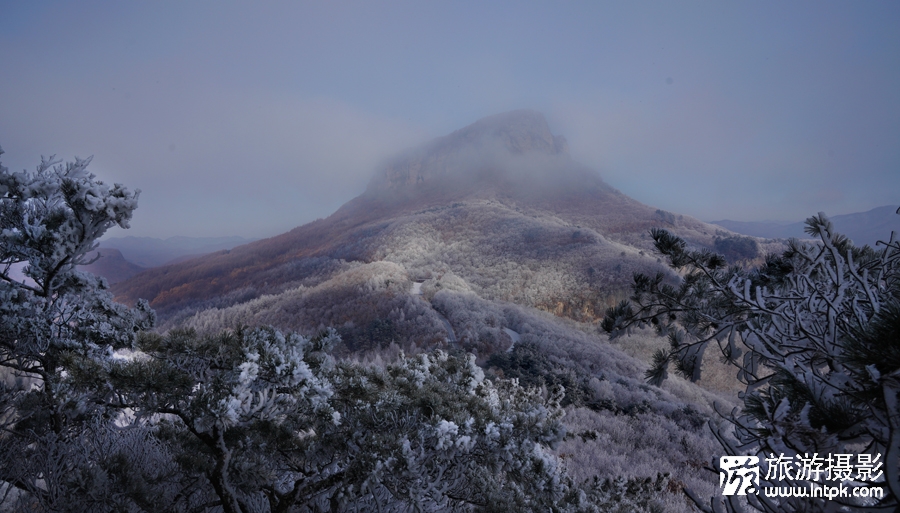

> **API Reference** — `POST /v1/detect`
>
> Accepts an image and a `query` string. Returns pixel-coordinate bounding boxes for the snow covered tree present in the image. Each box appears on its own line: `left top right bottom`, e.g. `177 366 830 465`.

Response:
0 146 154 509
603 213 900 511
107 327 342 513
315 347 570 511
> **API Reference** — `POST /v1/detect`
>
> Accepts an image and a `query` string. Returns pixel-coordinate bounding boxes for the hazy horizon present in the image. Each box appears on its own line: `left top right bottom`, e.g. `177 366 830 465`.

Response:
2 2 898 239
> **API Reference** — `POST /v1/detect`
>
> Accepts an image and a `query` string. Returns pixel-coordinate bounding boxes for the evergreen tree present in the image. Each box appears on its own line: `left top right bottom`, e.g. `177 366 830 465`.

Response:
0 147 155 509
603 213 900 511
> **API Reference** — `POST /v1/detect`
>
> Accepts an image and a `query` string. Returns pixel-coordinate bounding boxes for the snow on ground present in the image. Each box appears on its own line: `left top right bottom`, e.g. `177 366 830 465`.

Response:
503 328 520 352
439 317 457 343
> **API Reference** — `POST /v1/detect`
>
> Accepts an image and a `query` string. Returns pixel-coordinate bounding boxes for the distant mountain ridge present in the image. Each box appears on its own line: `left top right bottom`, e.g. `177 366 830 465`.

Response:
75 235 257 286
80 248 146 285
711 205 900 247
99 235 258 267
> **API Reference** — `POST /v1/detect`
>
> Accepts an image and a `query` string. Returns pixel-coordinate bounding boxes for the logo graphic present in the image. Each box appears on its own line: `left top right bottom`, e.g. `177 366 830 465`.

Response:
720 456 759 495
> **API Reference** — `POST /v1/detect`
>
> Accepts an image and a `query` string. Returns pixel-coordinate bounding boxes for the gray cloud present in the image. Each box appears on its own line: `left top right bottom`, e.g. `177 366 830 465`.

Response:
1 1 898 237
0 68 423 238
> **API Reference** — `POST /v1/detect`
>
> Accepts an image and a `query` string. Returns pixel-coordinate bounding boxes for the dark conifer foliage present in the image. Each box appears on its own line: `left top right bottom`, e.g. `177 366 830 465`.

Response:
603 212 900 511
0 148 156 510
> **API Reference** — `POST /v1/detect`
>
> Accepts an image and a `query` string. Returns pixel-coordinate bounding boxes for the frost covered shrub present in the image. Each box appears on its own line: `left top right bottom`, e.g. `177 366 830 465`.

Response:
319 348 573 511
487 341 592 408
604 214 900 511
112 327 599 512
0 420 192 512
574 472 679 513
555 405 720 513
110 327 341 513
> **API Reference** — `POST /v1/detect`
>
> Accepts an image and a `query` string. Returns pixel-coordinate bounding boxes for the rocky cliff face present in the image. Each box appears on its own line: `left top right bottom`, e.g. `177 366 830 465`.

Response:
370 110 569 191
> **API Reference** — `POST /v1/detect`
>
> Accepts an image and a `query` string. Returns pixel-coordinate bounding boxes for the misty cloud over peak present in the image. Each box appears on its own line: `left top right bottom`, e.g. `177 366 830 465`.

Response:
447 109 569 157
369 110 573 193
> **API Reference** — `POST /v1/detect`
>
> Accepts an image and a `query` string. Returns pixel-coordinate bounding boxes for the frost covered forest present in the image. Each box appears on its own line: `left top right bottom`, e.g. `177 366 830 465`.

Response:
1 131 898 512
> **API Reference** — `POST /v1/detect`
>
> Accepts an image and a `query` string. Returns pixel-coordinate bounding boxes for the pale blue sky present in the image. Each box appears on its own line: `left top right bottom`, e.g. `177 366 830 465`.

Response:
1 1 898 238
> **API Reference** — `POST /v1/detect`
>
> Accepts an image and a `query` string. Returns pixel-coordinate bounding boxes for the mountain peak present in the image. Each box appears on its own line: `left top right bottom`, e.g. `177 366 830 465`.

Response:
452 109 569 156
369 110 569 192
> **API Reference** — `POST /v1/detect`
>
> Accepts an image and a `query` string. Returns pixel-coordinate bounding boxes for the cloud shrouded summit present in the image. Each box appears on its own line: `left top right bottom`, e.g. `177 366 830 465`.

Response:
112 110 751 325
369 110 570 191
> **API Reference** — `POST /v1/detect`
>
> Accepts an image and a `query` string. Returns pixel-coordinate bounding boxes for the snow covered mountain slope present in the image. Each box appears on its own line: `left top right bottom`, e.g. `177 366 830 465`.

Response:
114 110 752 327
